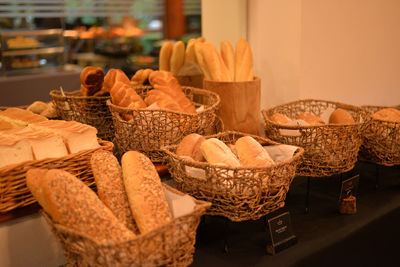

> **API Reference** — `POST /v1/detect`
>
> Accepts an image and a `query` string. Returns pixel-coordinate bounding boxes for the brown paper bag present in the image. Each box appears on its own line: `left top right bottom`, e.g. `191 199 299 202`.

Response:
204 77 261 135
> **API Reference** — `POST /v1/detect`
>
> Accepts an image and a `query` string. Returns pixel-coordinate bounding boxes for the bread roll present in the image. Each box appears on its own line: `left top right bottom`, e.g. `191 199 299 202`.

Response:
235 39 254 81
220 40 235 81
200 138 240 167
144 89 184 112
170 41 185 76
121 151 172 234
296 112 324 126
176 133 206 161
80 66 105 96
26 168 135 244
91 150 136 232
235 136 274 167
269 113 292 125
329 108 355 124
104 69 131 91
148 71 196 113
27 101 48 115
373 108 400 122
159 41 173 71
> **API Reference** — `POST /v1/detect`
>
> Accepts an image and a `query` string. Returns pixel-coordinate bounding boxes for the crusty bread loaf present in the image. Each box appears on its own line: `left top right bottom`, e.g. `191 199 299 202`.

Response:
235 136 274 167
194 42 212 80
26 168 136 244
235 39 254 82
220 40 235 81
185 38 197 64
269 113 292 125
80 66 105 96
144 89 184 112
131 68 153 86
329 108 355 124
121 151 172 234
148 71 196 113
296 112 325 126
104 69 131 91
201 42 232 81
200 138 240 167
176 133 206 161
170 41 185 76
91 150 136 232
159 41 173 71
372 108 400 122
0 108 47 127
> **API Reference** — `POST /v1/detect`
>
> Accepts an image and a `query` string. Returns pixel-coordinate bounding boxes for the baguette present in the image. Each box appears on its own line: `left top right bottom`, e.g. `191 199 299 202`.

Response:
185 38 197 64
26 168 135 244
235 39 254 81
235 136 274 167
176 133 206 161
170 41 185 75
159 41 173 71
200 138 240 167
194 42 212 80
91 150 136 232
121 151 172 234
220 40 235 81
201 42 232 81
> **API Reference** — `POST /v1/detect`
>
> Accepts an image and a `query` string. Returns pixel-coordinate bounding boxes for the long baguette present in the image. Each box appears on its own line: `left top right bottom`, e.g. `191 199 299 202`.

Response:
159 41 173 71
170 41 185 76
201 42 232 81
220 40 235 81
235 39 254 81
194 42 212 80
121 151 172 234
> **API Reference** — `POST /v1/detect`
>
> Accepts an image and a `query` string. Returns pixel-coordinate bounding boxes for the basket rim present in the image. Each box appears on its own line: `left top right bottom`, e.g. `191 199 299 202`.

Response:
0 139 113 174
162 130 305 171
50 89 111 100
106 85 221 117
42 183 211 247
262 98 369 129
203 76 261 85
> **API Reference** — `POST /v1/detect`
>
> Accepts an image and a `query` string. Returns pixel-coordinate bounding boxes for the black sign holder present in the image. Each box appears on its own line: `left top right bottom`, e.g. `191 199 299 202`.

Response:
265 211 297 255
338 174 360 205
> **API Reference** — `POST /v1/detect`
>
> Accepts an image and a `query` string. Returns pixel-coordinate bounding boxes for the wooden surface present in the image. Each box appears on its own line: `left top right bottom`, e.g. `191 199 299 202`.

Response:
204 77 261 135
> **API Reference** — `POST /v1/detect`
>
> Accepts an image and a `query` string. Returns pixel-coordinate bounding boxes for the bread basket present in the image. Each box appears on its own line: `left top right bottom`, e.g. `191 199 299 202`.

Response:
262 99 368 177
0 139 113 213
42 183 210 267
50 90 114 141
107 86 220 162
162 131 304 222
359 105 400 166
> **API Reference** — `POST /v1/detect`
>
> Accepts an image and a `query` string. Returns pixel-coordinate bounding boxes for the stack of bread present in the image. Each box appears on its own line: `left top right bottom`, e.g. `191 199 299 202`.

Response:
105 68 196 116
26 150 186 245
176 133 275 168
0 107 99 169
159 37 205 76
269 108 356 127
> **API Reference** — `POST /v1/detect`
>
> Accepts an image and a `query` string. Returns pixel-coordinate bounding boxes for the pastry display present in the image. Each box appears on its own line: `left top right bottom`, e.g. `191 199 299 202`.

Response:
11 58 40 68
372 107 400 122
7 36 39 49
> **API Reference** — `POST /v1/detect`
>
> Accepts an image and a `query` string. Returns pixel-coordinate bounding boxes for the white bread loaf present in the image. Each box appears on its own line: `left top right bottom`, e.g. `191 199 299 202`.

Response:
200 138 240 167
329 108 355 124
29 120 99 154
91 150 136 232
176 133 206 162
235 136 274 167
0 107 47 127
26 168 136 244
121 151 172 234
0 134 33 168
1 127 68 160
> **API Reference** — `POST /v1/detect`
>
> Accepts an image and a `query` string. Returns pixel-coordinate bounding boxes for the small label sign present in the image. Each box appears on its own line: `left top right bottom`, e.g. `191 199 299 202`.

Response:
266 211 297 255
339 175 360 204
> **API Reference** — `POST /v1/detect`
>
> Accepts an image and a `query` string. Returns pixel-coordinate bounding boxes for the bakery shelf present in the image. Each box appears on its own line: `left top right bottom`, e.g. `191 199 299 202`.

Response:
2 47 64 57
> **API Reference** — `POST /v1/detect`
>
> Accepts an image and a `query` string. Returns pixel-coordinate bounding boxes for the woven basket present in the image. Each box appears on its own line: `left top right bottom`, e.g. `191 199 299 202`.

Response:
50 90 114 141
0 140 113 213
359 105 400 166
262 99 368 177
162 131 304 222
107 86 220 162
42 183 211 267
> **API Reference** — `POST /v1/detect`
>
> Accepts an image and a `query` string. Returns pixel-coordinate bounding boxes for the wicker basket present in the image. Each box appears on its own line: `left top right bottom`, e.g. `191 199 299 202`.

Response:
0 140 113 213
262 99 368 177
50 90 114 141
359 105 400 166
42 183 211 267
107 86 220 162
162 131 304 222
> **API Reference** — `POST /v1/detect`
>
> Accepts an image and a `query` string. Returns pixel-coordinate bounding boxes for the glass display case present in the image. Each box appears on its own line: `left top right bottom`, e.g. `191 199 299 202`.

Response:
0 29 65 76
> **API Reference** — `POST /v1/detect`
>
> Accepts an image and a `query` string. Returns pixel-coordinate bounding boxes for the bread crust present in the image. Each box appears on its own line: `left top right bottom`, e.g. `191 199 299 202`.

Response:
235 39 254 82
235 136 274 167
200 138 240 167
159 41 173 71
176 133 206 161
